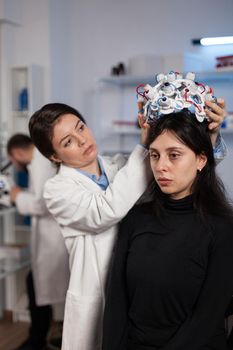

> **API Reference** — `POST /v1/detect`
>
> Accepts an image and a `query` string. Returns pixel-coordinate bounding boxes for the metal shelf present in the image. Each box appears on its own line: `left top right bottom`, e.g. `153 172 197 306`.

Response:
0 207 30 280
99 71 233 87
0 258 30 280
99 75 156 87
111 128 141 136
0 206 16 217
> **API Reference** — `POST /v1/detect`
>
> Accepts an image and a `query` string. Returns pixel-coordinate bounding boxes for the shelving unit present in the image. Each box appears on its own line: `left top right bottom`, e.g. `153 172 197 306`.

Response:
0 207 30 320
95 76 142 154
96 70 233 154
9 65 43 134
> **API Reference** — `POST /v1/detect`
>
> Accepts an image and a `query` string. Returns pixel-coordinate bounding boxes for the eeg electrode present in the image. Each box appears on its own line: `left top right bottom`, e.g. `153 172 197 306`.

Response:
137 71 217 123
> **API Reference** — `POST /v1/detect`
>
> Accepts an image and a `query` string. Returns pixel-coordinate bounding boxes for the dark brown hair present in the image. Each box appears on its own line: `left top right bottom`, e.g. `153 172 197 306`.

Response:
7 134 32 156
29 103 86 160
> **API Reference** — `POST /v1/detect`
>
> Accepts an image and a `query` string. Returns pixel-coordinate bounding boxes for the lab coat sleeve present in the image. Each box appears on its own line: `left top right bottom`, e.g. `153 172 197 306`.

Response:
15 150 55 216
15 190 48 216
44 145 152 234
161 220 233 350
213 133 227 165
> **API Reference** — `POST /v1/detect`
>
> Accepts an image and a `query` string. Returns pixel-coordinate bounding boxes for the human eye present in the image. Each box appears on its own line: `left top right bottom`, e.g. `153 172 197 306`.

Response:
64 139 72 147
169 152 180 160
149 152 159 160
78 122 85 132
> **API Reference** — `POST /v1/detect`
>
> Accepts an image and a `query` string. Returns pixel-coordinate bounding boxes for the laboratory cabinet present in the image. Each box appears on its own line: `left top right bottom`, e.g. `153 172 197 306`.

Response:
0 207 30 321
8 65 43 134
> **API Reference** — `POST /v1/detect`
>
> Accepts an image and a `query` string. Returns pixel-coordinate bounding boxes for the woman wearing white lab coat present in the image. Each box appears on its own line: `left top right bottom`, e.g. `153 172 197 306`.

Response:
44 145 151 350
14 147 69 306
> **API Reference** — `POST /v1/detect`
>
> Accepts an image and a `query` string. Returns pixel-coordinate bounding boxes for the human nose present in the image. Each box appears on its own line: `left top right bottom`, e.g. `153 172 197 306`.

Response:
155 156 169 172
77 134 86 147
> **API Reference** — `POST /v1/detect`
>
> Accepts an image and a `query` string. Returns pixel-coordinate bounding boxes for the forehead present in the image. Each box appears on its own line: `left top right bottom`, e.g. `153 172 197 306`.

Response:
150 130 186 150
53 113 81 135
56 113 80 126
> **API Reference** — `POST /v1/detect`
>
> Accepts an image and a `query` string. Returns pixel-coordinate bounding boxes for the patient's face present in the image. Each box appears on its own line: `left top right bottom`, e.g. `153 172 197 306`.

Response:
149 130 206 200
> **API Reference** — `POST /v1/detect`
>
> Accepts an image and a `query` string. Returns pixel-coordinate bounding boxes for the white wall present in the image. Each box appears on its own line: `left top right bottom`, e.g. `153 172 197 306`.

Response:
10 0 51 101
48 0 80 105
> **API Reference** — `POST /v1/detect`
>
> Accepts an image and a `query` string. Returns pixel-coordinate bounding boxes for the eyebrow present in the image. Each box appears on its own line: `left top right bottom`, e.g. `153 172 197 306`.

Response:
59 119 81 145
149 146 183 152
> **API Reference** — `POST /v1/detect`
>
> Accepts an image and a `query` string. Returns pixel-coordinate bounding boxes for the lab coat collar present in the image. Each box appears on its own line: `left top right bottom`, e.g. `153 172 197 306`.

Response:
58 155 119 190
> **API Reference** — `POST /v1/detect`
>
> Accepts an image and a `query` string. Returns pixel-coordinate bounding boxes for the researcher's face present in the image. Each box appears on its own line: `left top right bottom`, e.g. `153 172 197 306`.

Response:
149 130 207 200
51 113 98 170
9 148 31 169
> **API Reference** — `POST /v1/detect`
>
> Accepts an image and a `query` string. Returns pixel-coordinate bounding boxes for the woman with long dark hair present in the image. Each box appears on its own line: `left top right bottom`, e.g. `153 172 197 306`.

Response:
102 110 233 350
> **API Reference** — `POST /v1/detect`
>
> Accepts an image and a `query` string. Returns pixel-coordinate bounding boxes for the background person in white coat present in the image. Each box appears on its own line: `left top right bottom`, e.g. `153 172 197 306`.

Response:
28 101 226 350
7 134 70 350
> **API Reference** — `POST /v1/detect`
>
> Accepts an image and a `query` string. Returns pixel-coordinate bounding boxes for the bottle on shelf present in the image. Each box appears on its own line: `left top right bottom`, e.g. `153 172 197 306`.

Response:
18 88 28 111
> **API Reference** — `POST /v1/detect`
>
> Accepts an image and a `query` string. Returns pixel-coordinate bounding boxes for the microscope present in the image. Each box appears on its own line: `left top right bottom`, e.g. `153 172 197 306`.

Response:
0 161 13 207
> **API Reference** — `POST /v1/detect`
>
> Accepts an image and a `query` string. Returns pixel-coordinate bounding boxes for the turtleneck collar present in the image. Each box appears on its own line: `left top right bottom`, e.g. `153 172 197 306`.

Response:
164 194 194 213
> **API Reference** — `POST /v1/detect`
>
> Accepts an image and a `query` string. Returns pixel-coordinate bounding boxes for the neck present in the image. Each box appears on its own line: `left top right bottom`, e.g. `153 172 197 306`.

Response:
79 158 101 177
24 145 35 165
27 145 35 163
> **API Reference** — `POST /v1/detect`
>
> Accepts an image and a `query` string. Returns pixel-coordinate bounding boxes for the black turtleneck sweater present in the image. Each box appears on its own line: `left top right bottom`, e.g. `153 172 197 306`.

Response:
102 196 233 350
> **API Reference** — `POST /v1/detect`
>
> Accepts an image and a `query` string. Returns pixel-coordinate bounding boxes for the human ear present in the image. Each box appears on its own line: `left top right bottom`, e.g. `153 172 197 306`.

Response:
197 153 207 172
50 154 62 164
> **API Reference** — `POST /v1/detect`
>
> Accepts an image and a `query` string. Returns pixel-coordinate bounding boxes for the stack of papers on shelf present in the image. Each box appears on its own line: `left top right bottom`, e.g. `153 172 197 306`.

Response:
0 243 30 260
216 55 233 71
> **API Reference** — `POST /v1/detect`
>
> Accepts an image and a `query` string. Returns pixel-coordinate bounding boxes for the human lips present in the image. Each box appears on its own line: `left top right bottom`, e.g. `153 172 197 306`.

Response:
157 177 172 186
83 144 95 156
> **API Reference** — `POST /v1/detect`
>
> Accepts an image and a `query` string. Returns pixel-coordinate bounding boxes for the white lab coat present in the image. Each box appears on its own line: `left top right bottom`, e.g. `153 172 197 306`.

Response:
15 147 69 306
44 145 151 350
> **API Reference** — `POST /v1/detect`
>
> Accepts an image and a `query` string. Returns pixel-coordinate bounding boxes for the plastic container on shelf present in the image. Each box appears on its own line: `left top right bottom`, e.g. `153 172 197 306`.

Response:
18 88 28 111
